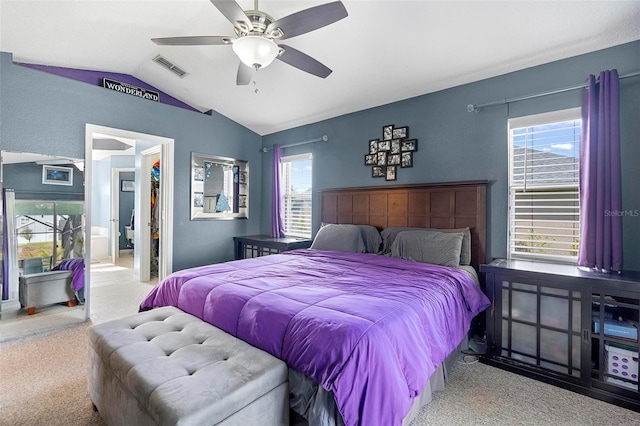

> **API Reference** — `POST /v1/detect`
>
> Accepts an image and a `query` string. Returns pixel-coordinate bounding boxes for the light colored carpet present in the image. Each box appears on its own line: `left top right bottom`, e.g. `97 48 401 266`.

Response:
410 357 640 425
0 322 105 426
2 324 639 425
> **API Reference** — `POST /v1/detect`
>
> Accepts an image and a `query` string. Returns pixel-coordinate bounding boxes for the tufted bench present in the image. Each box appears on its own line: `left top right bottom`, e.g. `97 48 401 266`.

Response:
87 306 289 426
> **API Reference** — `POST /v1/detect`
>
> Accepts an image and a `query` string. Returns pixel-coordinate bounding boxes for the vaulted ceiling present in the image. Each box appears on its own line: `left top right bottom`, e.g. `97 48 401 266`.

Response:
1 1 638 135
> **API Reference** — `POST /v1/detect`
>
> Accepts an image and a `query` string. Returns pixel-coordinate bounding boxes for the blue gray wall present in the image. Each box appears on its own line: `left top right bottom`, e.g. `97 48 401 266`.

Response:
119 171 135 250
0 52 262 271
261 41 640 271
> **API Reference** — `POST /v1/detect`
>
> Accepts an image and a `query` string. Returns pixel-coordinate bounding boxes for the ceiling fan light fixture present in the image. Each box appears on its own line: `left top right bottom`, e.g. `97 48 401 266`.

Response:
232 35 279 69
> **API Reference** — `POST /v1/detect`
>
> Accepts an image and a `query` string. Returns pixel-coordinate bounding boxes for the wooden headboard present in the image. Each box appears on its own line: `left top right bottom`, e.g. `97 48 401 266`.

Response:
320 180 488 270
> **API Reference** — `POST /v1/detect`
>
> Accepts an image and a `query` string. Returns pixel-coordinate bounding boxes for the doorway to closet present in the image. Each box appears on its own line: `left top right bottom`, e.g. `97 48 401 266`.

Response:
84 124 174 322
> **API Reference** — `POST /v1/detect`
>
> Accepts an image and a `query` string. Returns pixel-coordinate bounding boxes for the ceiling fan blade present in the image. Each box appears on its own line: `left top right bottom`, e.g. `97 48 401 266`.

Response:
277 44 332 79
237 62 254 85
210 0 253 33
266 1 348 40
152 36 233 46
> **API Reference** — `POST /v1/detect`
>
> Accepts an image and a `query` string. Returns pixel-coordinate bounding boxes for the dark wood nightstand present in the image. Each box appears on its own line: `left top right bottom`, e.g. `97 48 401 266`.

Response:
233 235 313 260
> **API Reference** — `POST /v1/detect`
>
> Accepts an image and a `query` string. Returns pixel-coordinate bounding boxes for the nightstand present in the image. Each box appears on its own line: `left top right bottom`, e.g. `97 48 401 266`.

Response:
233 235 313 260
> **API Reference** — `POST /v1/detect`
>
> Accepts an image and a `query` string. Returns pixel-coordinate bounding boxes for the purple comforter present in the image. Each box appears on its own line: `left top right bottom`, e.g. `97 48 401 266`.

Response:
140 250 490 426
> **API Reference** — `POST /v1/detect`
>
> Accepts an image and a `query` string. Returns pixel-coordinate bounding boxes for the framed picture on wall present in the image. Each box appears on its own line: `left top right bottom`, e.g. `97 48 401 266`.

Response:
401 152 413 168
372 166 385 178
121 180 135 192
383 125 393 141
401 139 418 152
364 154 377 165
42 165 73 186
385 165 397 181
392 127 408 139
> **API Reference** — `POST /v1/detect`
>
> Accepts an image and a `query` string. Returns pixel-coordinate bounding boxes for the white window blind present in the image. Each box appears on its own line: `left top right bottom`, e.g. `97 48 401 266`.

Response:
281 153 312 238
508 108 581 263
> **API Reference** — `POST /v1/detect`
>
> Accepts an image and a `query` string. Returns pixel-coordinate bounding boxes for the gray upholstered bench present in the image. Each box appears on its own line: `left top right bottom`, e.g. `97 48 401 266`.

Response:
87 306 289 426
19 270 75 315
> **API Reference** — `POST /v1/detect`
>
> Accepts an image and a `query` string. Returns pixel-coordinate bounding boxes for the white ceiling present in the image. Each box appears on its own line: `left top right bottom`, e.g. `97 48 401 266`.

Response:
1 1 639 136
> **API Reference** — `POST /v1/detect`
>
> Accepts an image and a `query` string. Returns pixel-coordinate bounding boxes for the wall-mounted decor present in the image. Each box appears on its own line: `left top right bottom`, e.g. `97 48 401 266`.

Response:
120 180 135 192
190 152 249 220
42 165 73 186
102 78 160 102
365 124 418 181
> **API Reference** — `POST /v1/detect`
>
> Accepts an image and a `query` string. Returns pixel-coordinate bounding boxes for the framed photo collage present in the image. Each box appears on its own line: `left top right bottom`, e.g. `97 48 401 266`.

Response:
365 125 418 181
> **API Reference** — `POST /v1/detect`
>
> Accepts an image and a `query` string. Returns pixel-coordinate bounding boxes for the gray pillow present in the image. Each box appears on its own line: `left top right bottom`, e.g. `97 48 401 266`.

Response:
357 224 382 253
389 230 464 267
320 223 382 253
381 226 472 265
311 224 366 253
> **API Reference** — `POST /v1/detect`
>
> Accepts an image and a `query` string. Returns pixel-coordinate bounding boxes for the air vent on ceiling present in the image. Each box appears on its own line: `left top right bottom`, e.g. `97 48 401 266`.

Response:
152 55 188 78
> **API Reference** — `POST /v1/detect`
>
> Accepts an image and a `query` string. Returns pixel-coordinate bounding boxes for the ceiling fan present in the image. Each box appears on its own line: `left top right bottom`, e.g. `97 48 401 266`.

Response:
152 0 348 85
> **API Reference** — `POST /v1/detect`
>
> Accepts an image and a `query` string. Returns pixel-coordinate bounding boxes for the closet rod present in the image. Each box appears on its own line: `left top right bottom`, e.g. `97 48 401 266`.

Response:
260 135 328 153
467 70 640 113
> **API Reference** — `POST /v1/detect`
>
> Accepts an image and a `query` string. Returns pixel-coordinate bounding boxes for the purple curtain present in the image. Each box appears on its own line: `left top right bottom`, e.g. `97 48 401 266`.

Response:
578 70 623 273
271 145 285 238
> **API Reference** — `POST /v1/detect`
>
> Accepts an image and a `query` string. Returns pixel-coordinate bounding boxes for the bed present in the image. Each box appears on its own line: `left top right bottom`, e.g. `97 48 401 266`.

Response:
140 181 490 426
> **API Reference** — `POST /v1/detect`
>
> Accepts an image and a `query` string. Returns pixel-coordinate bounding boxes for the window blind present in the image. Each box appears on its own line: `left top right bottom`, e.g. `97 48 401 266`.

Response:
509 111 581 263
281 154 312 238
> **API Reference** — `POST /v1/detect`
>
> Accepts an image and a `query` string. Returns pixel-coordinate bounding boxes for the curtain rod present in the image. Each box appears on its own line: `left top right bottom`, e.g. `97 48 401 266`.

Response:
467 70 640 113
260 135 328 153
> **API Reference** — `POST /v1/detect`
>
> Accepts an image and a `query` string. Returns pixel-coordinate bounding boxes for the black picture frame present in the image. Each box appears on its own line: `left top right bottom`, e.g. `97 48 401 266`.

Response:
372 166 385 178
121 180 135 192
385 165 397 181
377 151 387 166
364 154 377 165
392 127 408 139
369 140 379 154
383 125 394 141
390 139 401 154
401 152 413 168
387 153 401 166
377 140 390 151
401 139 418 152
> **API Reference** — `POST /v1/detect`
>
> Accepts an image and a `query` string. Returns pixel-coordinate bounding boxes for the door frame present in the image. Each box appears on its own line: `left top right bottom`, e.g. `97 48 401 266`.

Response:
84 124 174 321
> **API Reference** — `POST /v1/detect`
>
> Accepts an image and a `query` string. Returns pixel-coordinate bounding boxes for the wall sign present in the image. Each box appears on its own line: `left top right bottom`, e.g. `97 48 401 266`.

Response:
365 124 418 181
102 78 160 102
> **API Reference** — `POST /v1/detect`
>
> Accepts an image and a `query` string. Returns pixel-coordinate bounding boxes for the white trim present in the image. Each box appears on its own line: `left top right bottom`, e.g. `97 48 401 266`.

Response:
507 109 581 264
508 107 581 130
281 152 312 163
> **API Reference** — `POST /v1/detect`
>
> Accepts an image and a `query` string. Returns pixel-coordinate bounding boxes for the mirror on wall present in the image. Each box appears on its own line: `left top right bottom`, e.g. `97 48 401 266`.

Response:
0 151 85 340
190 152 249 220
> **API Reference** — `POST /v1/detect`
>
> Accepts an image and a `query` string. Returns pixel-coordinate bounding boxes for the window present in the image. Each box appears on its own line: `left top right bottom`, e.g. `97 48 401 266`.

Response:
508 108 581 263
281 153 312 238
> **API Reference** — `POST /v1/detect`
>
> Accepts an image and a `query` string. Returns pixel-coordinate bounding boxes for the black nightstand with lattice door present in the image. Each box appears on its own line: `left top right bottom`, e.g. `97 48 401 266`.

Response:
233 235 313 260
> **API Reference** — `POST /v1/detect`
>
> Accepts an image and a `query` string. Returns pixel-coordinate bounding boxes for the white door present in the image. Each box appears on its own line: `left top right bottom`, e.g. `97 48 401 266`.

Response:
135 147 160 283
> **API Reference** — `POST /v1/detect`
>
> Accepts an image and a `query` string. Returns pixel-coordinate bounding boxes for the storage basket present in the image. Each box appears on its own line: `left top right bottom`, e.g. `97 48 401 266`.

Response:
605 344 639 391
